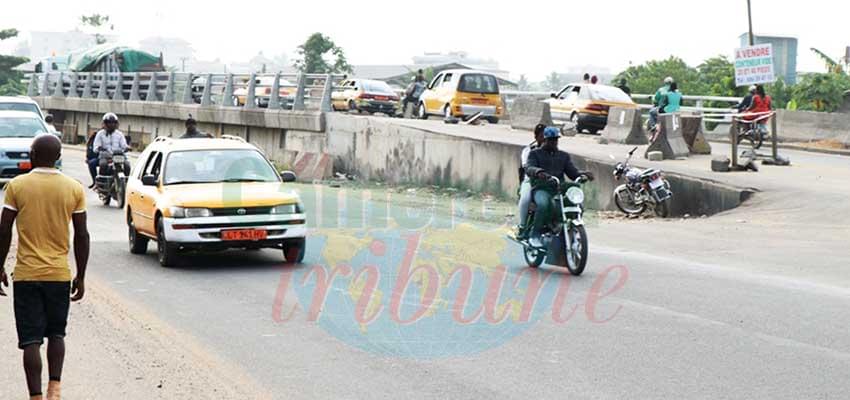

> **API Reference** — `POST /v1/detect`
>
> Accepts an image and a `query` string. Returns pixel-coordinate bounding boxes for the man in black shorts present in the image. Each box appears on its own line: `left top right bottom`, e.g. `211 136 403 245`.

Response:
0 134 90 400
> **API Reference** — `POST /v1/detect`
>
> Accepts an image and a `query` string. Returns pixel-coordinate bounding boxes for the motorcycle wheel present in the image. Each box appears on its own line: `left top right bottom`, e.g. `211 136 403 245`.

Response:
613 186 646 216
565 225 588 276
116 182 126 209
523 245 545 269
654 200 670 218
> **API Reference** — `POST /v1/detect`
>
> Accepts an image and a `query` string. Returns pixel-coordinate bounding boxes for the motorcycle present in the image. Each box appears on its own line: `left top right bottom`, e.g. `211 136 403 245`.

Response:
95 150 128 208
611 147 673 218
509 175 590 276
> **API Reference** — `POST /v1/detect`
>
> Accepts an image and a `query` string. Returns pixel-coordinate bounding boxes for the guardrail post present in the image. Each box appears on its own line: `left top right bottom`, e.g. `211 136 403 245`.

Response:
112 73 125 100
730 119 738 168
269 72 281 109
146 72 159 102
222 73 234 107
53 72 65 97
26 74 38 97
81 73 93 98
319 74 333 112
41 73 50 96
200 73 213 106
245 73 257 109
293 73 306 111
97 73 109 99
67 73 79 97
163 72 176 103
129 72 142 101
182 73 194 104
771 113 778 161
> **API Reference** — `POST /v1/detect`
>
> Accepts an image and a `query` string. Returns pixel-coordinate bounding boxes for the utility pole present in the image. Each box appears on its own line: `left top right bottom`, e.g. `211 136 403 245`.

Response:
747 0 755 46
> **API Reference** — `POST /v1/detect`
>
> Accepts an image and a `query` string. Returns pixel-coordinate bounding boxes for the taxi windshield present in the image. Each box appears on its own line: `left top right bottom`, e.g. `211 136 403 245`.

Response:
163 149 280 185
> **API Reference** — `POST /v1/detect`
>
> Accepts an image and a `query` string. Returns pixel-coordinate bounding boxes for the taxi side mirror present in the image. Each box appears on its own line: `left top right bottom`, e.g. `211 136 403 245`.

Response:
142 175 158 186
550 93 557 98
280 171 297 183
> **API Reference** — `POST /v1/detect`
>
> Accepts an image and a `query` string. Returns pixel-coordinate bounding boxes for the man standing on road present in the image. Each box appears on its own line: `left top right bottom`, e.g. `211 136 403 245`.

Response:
0 134 90 400
179 115 212 139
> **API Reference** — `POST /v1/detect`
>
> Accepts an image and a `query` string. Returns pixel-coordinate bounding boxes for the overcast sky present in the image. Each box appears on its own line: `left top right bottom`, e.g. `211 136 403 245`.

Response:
1 0 847 80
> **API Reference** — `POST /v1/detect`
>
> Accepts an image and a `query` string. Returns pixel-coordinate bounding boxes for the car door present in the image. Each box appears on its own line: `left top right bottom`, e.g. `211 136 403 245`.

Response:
135 151 164 235
422 73 443 113
436 73 455 110
126 150 151 225
549 85 574 121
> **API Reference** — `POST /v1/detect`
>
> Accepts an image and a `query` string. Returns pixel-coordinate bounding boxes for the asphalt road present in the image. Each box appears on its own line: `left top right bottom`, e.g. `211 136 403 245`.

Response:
27 148 850 399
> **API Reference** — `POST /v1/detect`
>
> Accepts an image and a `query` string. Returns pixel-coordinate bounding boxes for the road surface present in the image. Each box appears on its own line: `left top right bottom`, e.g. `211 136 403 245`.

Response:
2 146 849 399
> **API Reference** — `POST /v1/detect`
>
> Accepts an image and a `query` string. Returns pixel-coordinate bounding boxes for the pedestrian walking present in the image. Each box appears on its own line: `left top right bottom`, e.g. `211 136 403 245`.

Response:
0 134 90 400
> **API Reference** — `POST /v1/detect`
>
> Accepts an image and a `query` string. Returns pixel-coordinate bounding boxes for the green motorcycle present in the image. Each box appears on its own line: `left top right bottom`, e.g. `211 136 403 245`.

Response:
509 176 590 276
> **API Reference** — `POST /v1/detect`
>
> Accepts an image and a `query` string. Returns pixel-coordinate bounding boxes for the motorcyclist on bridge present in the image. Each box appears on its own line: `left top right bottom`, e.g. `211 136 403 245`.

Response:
524 127 594 248
93 113 130 176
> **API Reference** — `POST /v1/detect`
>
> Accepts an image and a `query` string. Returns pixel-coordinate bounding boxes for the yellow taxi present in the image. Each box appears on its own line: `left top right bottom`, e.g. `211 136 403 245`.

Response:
544 83 637 134
417 70 504 123
124 136 307 267
331 79 400 115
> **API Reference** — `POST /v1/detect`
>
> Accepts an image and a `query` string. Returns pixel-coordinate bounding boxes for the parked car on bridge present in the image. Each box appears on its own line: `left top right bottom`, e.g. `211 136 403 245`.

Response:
417 70 504 123
0 96 45 120
332 79 400 115
545 83 637 134
233 76 297 109
125 135 307 267
0 110 55 183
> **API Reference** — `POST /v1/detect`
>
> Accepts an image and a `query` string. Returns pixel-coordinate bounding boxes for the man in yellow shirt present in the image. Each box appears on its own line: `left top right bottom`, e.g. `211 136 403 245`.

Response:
0 134 90 400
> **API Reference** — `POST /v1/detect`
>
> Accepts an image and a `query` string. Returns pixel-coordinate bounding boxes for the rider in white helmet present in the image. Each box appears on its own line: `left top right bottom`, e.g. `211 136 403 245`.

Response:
92 113 130 176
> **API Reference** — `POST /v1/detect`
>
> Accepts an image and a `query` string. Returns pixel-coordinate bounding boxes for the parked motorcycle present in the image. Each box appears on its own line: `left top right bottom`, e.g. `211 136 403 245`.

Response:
611 147 673 218
95 150 128 208
509 175 590 276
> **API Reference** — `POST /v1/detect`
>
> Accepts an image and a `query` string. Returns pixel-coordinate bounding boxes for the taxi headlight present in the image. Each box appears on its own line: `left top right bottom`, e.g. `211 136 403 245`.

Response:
566 187 585 205
270 203 300 215
170 207 212 218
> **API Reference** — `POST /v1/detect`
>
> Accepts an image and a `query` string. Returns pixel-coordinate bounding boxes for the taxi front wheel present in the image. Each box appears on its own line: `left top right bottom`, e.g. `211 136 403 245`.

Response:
283 238 306 264
157 217 179 268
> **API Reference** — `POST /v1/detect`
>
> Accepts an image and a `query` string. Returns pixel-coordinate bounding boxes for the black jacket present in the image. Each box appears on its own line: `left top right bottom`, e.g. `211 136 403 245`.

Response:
525 147 582 184
179 131 212 139
86 134 97 160
736 94 753 112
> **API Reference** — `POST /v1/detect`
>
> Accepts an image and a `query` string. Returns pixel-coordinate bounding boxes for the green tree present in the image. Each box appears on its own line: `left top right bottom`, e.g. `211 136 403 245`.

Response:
0 28 28 96
810 48 845 74
293 33 352 74
614 56 703 100
79 14 113 45
791 73 850 112
517 74 531 91
543 72 565 91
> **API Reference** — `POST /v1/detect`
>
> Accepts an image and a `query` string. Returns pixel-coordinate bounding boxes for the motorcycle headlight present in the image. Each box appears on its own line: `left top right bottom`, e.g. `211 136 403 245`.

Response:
566 187 585 205
270 203 301 215
169 207 212 218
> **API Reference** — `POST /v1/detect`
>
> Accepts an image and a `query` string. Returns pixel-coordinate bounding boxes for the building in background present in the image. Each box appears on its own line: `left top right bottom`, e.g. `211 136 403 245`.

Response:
739 34 798 84
138 36 195 71
412 51 510 80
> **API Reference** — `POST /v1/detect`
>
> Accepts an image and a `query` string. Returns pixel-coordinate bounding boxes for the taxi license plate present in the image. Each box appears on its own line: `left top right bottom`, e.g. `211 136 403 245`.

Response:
471 98 488 104
375 96 388 101
221 229 267 241
18 161 32 170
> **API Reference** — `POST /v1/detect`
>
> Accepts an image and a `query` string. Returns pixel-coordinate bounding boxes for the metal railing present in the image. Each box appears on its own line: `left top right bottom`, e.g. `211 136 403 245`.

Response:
502 90 744 124
24 71 349 112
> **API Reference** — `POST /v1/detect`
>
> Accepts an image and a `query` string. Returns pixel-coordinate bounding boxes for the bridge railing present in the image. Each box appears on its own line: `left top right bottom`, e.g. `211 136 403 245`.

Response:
25 71 349 112
502 90 743 124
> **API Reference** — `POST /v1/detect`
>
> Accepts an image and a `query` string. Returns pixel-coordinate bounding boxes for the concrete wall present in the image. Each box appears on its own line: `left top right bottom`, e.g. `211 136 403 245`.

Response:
775 109 850 144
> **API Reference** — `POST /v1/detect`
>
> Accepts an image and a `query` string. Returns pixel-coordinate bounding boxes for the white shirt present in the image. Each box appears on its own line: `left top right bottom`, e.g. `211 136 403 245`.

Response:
93 129 128 153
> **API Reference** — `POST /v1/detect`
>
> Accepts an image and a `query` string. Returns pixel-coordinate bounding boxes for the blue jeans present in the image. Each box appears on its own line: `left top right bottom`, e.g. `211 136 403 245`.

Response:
648 107 660 129
531 190 554 237
87 158 98 183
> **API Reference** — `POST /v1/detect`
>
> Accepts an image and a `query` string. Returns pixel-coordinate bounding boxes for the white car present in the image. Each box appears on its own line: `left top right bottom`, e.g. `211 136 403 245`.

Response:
0 110 57 182
0 96 45 120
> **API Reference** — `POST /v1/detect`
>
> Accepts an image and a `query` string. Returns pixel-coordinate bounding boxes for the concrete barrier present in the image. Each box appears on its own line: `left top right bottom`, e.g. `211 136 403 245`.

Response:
775 109 850 144
604 107 648 145
508 97 554 131
646 113 690 160
281 151 333 182
680 115 712 154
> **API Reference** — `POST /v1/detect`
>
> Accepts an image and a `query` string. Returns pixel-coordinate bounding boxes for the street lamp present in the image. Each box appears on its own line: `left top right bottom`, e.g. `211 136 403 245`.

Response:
747 0 755 46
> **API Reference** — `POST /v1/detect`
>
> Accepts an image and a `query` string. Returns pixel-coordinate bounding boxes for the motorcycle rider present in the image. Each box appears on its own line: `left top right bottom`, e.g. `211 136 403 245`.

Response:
736 85 757 113
515 124 547 238
402 74 427 117
179 115 212 139
92 113 130 177
649 77 674 131
524 127 594 248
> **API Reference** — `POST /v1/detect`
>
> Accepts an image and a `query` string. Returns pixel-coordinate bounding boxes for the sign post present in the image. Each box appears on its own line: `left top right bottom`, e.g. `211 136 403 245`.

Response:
734 44 775 87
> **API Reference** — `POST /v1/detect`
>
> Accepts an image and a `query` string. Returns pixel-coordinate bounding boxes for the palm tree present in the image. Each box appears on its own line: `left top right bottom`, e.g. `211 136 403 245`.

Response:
810 48 846 74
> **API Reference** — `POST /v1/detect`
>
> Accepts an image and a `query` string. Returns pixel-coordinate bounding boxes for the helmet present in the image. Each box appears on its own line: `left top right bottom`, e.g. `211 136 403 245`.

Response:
749 85 757 92
102 112 118 123
664 77 674 84
543 126 560 139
